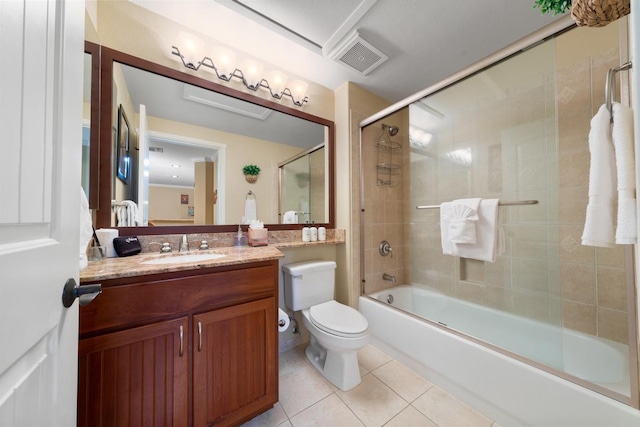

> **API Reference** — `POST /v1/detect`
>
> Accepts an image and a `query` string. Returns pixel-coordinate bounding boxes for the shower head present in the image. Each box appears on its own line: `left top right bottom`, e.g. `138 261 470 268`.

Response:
383 124 399 136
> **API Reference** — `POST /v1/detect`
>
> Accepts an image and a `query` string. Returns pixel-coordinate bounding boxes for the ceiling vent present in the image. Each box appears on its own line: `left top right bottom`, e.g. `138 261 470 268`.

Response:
329 32 388 76
149 146 164 153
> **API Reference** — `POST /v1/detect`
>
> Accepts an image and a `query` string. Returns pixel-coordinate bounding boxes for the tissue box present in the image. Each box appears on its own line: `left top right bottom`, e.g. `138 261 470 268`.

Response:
248 228 268 247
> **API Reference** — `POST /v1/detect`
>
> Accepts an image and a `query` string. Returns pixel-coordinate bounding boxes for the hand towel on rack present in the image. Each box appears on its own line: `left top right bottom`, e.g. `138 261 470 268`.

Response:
283 210 298 224
117 200 139 227
242 198 257 224
612 102 637 244
446 198 481 244
581 104 616 247
440 199 502 262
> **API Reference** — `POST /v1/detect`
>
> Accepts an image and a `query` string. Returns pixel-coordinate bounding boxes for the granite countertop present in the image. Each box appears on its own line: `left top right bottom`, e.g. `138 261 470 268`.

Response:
80 233 345 282
80 245 285 282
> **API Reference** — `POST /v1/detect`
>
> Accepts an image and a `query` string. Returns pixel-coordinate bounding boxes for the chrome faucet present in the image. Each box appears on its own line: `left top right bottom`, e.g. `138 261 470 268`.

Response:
383 273 396 283
180 235 189 252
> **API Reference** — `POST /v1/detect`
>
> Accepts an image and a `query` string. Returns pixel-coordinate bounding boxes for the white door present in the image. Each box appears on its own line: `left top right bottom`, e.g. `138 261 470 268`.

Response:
138 104 150 226
0 1 84 426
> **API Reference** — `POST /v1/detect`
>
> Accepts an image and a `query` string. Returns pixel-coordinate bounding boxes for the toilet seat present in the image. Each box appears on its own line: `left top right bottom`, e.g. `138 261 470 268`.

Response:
309 301 368 338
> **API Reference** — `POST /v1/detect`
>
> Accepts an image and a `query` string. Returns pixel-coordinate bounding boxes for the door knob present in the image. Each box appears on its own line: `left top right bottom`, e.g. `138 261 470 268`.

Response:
61 278 102 308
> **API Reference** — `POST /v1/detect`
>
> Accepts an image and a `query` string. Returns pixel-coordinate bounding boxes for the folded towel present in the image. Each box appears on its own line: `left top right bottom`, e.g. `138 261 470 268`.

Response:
582 104 616 247
441 199 502 262
612 102 636 244
242 198 257 224
283 210 299 224
447 198 481 244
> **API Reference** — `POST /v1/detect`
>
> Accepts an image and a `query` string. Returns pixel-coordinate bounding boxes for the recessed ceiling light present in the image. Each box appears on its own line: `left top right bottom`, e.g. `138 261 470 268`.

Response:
171 164 182 168
171 175 179 178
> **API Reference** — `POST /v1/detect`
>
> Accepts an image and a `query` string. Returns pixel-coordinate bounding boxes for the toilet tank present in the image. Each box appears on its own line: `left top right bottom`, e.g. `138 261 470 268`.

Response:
282 260 336 311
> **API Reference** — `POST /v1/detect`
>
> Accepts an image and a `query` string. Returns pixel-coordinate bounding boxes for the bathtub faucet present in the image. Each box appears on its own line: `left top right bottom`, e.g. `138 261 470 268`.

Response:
382 273 396 283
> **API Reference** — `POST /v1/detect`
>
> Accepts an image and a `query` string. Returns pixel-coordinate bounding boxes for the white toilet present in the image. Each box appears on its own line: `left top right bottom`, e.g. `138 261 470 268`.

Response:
282 260 369 391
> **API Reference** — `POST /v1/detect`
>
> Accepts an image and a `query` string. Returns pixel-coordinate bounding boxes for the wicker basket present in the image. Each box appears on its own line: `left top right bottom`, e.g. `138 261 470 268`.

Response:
244 174 258 183
571 0 630 27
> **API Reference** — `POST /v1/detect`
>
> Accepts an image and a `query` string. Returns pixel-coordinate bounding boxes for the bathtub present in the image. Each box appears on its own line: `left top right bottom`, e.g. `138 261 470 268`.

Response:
360 285 640 427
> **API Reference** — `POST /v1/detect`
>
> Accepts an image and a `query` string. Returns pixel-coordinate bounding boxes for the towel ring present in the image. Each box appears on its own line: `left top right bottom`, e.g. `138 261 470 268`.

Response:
246 190 256 200
605 61 632 118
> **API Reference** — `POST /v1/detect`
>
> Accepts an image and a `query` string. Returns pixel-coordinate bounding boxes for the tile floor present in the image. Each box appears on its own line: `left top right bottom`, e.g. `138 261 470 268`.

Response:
241 344 502 427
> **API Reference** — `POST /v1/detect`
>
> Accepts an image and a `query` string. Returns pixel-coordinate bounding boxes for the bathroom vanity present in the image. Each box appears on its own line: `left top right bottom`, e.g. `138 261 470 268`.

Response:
78 247 282 426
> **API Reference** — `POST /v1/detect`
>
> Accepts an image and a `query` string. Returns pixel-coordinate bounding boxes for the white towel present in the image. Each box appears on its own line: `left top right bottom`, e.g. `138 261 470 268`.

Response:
447 198 481 244
242 198 257 224
117 200 140 227
612 102 637 244
283 210 299 224
582 104 616 247
79 188 93 270
441 199 503 262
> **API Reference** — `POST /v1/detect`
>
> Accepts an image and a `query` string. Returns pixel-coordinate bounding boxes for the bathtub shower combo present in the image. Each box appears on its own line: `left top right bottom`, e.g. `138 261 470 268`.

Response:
359 18 639 426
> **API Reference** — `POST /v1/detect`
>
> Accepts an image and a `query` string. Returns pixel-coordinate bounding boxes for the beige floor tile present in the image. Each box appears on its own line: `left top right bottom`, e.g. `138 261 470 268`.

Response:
276 421 293 427
357 344 393 372
289 394 365 427
371 360 433 403
279 364 333 417
492 422 503 427
384 405 438 427
279 346 310 377
413 386 493 427
240 402 288 427
335 373 408 427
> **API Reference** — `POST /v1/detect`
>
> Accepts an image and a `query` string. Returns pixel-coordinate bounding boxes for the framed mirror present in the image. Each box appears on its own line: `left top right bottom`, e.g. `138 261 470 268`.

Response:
96 46 334 234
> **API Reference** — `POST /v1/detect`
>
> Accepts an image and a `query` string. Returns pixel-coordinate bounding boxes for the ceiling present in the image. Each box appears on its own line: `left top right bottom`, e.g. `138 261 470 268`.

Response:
131 0 566 103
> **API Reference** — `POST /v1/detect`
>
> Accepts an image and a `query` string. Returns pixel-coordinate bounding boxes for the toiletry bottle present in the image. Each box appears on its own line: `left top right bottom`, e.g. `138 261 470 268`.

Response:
310 221 318 242
318 226 326 241
235 225 246 246
302 221 310 242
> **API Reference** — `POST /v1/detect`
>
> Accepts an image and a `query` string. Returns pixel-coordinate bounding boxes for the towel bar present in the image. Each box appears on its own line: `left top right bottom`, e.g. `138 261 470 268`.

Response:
605 61 632 118
416 200 538 210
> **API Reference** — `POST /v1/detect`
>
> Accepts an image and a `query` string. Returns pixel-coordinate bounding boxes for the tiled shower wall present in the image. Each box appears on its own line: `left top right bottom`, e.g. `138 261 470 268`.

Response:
362 111 411 294
405 23 629 344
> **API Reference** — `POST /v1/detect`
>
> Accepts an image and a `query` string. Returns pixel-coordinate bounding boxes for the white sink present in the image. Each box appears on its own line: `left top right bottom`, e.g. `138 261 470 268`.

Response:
141 253 226 265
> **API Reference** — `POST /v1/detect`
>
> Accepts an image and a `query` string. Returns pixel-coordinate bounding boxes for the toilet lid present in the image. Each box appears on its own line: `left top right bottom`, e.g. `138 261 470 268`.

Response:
309 301 368 337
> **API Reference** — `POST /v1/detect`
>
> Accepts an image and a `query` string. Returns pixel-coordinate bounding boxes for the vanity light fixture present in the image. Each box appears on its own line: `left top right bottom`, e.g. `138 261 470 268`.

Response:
171 45 309 106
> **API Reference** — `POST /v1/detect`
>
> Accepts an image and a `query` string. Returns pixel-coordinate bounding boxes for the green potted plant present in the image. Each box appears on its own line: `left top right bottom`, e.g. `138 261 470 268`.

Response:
242 164 261 183
533 0 570 15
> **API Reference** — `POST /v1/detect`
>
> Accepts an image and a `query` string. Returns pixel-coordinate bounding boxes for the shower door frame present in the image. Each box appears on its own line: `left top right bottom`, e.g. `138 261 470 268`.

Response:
358 15 640 409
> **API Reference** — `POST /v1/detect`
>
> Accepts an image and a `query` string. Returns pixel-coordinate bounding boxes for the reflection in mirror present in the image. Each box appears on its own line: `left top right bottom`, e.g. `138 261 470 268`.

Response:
279 144 327 224
108 61 330 229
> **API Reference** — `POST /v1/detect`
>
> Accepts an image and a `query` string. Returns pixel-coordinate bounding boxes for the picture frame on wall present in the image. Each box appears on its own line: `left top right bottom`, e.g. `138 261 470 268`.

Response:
116 105 130 184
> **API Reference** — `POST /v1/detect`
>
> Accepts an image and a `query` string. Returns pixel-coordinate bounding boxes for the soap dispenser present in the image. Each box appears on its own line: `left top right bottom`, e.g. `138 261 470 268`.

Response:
302 221 310 242
310 221 318 242
234 225 247 246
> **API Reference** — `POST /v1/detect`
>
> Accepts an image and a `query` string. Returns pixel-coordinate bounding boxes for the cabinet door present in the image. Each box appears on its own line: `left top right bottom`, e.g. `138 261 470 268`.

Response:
193 298 277 426
78 317 189 427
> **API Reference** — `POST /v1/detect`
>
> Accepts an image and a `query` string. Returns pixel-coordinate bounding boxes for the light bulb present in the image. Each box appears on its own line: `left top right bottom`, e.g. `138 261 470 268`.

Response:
175 32 205 69
290 79 308 104
211 46 237 79
242 59 264 89
265 70 288 97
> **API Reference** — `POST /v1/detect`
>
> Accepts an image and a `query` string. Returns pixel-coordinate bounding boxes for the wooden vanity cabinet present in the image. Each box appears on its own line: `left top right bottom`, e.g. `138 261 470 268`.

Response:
78 260 279 427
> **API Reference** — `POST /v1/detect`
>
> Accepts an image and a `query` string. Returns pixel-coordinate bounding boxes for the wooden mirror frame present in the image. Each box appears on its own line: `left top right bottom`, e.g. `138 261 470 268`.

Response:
84 41 101 209
95 45 335 235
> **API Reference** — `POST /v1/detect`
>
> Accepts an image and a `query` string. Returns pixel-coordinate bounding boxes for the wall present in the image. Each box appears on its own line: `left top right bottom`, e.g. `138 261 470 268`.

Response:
148 185 193 222
335 82 392 308
93 1 334 122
